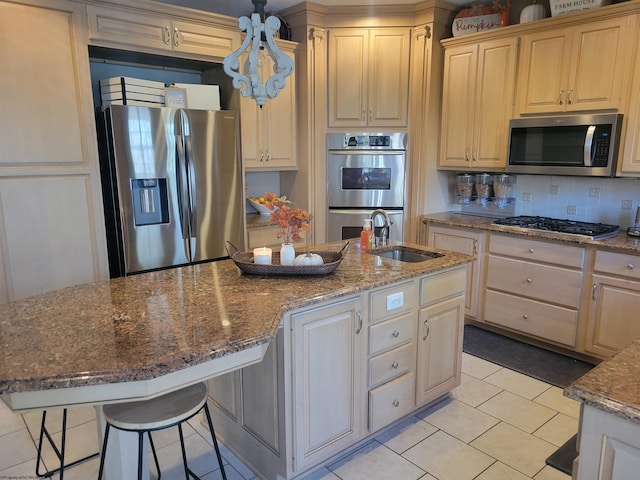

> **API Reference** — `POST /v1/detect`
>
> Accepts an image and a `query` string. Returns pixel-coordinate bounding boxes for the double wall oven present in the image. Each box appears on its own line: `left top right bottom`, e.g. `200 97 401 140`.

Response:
327 133 407 243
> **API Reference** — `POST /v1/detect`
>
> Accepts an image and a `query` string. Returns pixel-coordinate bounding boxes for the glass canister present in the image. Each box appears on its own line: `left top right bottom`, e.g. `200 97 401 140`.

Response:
456 174 474 205
475 173 492 206
493 174 514 209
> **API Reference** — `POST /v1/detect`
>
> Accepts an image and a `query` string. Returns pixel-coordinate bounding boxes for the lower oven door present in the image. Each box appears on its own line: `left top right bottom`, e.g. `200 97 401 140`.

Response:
327 209 404 243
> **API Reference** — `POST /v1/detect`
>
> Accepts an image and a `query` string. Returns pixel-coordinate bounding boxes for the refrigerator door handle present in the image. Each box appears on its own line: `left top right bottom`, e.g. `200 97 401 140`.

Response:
184 133 197 239
175 111 190 241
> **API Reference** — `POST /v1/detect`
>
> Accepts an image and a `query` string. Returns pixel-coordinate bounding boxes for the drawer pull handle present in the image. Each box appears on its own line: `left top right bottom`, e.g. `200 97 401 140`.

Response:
392 361 399 369
392 330 400 338
526 278 532 284
528 248 535 254
627 264 635 270
355 309 362 335
523 314 529 320
423 319 430 341
392 400 400 407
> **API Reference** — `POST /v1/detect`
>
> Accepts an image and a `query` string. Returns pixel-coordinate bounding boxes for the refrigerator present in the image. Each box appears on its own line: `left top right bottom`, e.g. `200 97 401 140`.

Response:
96 105 245 277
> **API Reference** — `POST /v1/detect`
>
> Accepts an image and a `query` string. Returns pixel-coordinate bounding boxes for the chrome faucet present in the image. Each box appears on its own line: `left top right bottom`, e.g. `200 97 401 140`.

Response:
370 209 391 247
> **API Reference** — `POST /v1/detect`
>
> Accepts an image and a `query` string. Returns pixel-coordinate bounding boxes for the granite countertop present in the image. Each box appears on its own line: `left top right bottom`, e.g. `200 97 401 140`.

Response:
0 241 470 395
565 338 640 424
422 212 640 254
246 213 276 229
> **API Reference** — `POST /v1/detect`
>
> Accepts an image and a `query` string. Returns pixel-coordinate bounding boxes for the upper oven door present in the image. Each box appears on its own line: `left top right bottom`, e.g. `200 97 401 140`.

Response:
327 150 406 208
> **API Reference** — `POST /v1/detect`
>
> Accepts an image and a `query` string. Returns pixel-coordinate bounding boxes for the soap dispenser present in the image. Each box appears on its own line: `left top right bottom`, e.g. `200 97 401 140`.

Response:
360 219 373 250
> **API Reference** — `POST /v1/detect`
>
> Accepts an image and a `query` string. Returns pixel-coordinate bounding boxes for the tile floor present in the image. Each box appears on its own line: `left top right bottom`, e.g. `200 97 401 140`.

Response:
0 353 576 480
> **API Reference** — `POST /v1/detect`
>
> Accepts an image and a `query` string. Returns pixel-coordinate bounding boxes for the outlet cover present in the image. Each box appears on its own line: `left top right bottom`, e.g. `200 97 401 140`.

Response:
567 205 577 215
387 292 404 311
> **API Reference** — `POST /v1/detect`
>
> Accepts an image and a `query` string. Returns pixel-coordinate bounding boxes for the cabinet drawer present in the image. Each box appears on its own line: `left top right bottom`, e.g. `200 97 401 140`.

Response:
420 267 466 306
370 281 417 323
489 234 585 268
369 312 416 355
594 250 640 280
487 255 582 307
369 343 414 388
369 373 415 432
484 290 578 346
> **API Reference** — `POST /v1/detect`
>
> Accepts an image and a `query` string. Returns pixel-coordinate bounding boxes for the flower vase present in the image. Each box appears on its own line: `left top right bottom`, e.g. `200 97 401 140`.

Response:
500 10 510 27
280 243 295 266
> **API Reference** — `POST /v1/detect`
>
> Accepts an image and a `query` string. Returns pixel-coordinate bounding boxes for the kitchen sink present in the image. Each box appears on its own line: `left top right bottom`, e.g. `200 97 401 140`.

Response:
367 246 444 263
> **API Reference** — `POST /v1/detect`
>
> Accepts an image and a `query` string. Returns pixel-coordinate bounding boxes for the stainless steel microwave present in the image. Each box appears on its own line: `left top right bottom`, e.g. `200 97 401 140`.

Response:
506 114 623 176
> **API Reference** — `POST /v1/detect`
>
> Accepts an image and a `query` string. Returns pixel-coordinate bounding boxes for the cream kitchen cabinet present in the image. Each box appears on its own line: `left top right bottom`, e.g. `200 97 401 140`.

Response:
584 250 640 359
327 28 410 128
483 235 584 348
240 44 298 171
0 0 109 303
416 268 465 406
367 281 417 432
207 265 466 479
439 37 518 170
515 16 631 115
87 3 238 61
426 224 484 319
619 15 640 175
291 296 366 471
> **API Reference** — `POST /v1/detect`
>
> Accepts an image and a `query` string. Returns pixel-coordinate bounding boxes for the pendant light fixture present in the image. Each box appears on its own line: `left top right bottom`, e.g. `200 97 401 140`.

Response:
223 0 294 108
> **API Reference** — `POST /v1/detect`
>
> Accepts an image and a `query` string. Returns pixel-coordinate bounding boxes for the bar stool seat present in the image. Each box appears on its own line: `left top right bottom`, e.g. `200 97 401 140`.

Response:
97 382 226 480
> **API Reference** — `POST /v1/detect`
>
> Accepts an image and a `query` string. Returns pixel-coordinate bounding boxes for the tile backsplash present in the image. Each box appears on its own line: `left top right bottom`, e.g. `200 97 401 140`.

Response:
513 175 640 227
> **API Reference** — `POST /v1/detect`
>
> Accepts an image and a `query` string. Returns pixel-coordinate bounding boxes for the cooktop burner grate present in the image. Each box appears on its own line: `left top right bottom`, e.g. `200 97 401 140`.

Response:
493 216 620 240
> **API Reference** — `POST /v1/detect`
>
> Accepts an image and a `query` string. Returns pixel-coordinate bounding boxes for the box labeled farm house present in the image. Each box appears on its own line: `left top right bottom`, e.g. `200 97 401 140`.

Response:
550 0 611 16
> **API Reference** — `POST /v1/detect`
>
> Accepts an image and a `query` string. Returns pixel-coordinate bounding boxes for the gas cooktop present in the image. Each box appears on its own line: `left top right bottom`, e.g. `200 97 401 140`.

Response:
493 216 620 240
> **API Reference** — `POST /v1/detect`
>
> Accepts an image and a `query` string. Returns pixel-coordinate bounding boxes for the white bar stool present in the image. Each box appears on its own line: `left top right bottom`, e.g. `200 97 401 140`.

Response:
97 382 226 480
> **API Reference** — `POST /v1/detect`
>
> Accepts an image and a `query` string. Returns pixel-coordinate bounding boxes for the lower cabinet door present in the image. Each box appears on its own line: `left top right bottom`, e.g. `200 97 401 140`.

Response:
291 296 365 472
416 295 464 406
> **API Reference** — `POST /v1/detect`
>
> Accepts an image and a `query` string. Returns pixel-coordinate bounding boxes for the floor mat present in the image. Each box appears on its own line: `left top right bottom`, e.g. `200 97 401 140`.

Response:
462 324 593 388
463 325 593 476
545 433 578 475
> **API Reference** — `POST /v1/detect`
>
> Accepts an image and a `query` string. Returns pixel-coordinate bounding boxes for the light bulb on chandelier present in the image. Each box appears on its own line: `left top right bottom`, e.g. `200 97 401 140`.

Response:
223 0 294 108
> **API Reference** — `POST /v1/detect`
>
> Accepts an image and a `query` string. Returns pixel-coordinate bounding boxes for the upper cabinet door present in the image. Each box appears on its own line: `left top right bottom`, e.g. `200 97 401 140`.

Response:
328 29 368 127
328 28 410 128
0 0 109 302
516 16 631 114
439 37 517 170
367 28 410 127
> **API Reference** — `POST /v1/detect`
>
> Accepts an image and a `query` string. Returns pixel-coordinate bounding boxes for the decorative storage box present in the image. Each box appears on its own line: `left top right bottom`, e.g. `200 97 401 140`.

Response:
99 77 166 107
549 0 612 17
172 83 221 110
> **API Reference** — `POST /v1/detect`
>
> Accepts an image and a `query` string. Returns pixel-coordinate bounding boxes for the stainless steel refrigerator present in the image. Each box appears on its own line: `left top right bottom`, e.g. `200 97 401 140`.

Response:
97 105 244 277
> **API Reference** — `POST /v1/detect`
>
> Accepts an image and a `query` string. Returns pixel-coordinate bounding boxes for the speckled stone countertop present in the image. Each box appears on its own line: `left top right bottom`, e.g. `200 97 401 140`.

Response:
246 213 276 228
0 241 469 395
565 339 640 424
422 212 640 254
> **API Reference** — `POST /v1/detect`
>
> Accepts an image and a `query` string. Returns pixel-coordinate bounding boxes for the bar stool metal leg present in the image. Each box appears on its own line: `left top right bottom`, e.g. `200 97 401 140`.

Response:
203 403 227 480
36 408 100 479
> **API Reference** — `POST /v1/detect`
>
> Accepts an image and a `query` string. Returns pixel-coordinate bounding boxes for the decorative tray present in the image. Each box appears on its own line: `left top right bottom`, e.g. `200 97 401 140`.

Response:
225 241 349 276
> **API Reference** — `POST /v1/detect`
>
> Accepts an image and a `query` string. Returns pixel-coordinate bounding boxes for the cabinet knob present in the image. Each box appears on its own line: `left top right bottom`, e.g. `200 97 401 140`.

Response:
392 400 400 407
627 264 635 270
523 314 529 320
526 277 532 284
392 361 399 369
392 330 400 338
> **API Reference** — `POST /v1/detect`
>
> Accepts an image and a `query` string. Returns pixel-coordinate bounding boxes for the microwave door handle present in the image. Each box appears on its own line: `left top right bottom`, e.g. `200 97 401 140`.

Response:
584 125 596 167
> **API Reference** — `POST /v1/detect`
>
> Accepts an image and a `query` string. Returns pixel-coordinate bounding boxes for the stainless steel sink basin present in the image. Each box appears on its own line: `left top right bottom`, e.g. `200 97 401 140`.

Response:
367 246 444 263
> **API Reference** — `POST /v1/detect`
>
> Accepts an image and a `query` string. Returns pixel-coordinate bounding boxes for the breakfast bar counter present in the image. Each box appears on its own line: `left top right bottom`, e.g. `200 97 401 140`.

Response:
564 338 640 478
0 240 469 411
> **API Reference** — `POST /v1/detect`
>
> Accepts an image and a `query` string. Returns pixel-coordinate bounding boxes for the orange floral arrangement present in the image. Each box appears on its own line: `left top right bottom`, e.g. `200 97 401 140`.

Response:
263 192 311 244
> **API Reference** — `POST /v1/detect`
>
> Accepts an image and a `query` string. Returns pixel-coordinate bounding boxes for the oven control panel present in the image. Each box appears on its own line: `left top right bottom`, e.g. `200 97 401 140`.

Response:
346 135 391 148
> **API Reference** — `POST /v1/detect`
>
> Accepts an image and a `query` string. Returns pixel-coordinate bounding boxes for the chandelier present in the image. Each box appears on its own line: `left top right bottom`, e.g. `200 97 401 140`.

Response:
223 0 294 108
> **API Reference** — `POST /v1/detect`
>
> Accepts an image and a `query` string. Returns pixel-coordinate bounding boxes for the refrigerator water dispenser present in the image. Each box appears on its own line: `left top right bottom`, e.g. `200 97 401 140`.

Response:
131 178 169 226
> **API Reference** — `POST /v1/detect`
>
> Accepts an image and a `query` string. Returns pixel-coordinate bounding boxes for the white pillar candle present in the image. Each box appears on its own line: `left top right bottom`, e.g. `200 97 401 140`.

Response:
253 247 272 265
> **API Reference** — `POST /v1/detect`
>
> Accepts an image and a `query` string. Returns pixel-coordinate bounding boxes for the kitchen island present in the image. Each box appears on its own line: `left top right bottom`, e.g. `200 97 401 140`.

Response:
565 338 640 478
0 240 470 479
